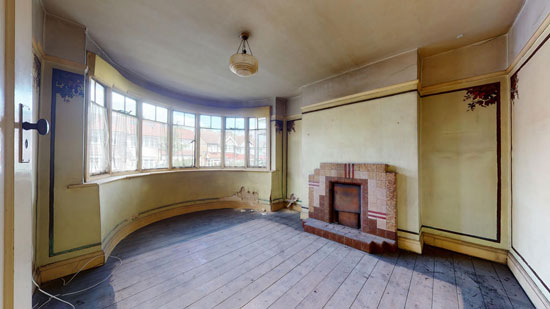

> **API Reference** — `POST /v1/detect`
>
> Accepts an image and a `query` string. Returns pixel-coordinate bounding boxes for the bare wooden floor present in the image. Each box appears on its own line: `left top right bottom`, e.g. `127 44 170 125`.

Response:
33 209 533 308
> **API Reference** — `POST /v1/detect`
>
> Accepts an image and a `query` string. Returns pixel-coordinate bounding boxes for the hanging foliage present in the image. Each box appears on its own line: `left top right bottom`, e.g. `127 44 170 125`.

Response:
463 83 499 111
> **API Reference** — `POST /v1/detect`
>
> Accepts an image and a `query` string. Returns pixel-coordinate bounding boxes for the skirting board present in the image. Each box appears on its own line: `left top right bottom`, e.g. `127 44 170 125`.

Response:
423 232 507 264
398 234 424 254
507 252 550 308
38 201 268 283
103 200 268 257
37 250 105 283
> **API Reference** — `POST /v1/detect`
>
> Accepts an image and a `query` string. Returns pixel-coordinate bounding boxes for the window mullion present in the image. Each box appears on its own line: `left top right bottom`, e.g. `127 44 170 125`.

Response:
221 117 225 169
195 113 200 168
137 100 143 171
168 108 173 169
106 87 113 175
245 117 249 168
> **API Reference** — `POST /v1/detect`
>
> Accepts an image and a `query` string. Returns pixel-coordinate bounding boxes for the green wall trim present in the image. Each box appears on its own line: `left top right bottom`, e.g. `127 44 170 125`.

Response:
51 242 102 257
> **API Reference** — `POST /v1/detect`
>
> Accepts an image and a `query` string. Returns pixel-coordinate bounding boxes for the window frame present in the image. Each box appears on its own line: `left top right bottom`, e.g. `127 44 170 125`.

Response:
110 90 139 174
140 101 170 171
198 114 223 168
86 78 110 177
247 116 269 168
171 109 197 169
223 116 247 168
85 77 271 182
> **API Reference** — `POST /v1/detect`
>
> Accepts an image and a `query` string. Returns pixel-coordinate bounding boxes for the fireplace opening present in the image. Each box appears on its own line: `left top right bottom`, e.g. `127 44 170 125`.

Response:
332 183 361 229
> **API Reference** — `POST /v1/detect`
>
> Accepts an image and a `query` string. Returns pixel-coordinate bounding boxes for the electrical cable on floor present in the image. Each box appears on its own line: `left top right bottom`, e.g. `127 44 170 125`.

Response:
32 255 123 308
61 253 110 286
32 279 74 309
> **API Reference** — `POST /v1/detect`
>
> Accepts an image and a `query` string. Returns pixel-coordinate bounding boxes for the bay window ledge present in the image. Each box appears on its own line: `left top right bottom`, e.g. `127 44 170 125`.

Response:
67 168 275 189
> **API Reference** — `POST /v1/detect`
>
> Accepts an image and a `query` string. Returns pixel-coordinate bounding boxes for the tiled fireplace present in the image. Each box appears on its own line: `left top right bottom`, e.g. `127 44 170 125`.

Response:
303 163 397 253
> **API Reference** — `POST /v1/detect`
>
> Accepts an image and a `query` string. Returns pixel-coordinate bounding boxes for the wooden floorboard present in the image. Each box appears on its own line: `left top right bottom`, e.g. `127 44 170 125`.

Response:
472 257 514 308
323 253 379 309
378 251 417 309
214 242 338 308
432 247 459 309
493 262 534 308
452 252 485 309
404 248 434 309
32 209 533 309
295 250 364 308
351 252 399 309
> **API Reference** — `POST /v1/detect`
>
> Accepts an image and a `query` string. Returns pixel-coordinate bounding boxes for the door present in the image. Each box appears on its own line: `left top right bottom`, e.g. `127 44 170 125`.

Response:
2 0 35 307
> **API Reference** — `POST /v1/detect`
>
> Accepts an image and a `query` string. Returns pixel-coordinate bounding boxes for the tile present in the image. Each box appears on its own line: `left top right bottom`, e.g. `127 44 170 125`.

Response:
377 218 386 230
366 164 377 172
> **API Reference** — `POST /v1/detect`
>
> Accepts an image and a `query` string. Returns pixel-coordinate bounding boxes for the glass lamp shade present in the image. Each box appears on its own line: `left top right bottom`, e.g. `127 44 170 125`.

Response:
229 53 258 77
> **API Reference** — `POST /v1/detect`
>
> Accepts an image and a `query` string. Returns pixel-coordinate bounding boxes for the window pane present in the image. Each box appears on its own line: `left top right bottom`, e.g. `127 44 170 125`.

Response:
112 92 125 112
173 119 195 168
89 79 96 103
142 103 156 121
249 117 257 129
142 119 168 169
211 116 222 129
156 106 168 123
258 117 266 129
225 118 245 167
185 113 195 127
126 98 137 116
95 82 105 107
87 102 109 174
111 111 138 172
236 117 245 129
226 117 235 129
200 115 210 128
200 127 221 167
173 111 185 125
249 117 267 167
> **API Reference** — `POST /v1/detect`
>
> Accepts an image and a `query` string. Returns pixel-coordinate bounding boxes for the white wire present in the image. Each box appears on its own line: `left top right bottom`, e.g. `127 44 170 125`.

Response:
60 255 122 296
32 255 123 308
61 254 102 286
32 278 75 309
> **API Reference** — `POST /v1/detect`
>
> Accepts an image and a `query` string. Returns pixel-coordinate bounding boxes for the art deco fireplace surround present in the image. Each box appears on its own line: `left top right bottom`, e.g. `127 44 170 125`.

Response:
303 163 397 253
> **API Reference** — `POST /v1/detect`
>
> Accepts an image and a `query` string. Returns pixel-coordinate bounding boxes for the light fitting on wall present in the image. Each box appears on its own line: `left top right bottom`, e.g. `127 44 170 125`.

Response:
229 32 258 77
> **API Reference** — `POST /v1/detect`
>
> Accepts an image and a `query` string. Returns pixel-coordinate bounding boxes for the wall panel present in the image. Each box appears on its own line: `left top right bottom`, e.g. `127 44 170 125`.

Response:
511 32 550 301
421 83 500 241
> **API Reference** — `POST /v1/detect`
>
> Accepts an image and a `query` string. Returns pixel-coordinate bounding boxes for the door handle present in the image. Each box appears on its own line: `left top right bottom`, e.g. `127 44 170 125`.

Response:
22 119 50 135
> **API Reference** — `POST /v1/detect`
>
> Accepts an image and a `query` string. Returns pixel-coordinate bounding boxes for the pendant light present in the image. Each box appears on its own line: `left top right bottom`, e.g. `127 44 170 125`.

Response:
229 32 258 77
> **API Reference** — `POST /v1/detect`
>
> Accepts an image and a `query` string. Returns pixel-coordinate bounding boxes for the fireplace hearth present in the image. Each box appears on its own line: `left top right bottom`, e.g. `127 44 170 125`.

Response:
303 163 397 253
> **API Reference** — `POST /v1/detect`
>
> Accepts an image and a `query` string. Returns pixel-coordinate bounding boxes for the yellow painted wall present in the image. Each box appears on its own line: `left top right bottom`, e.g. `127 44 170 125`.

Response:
99 170 272 243
301 92 421 233
286 120 304 208
35 54 277 267
511 33 550 301
421 84 499 241
36 62 102 266
270 121 284 203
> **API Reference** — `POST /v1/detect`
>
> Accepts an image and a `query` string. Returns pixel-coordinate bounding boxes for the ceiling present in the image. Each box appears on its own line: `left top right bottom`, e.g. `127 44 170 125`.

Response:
42 0 523 102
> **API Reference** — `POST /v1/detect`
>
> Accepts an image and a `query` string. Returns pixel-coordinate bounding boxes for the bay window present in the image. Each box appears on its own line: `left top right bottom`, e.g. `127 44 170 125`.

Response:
142 103 169 169
111 92 138 172
199 115 222 167
87 79 109 175
224 117 245 167
248 117 267 168
172 111 196 168
86 77 270 179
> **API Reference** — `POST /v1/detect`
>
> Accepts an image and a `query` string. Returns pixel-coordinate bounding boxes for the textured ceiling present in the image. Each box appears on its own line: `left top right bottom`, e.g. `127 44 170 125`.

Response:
43 0 523 101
